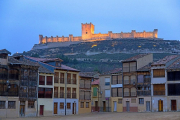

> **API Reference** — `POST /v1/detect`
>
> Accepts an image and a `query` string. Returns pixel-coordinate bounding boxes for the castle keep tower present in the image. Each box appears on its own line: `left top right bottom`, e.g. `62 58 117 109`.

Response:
81 22 94 40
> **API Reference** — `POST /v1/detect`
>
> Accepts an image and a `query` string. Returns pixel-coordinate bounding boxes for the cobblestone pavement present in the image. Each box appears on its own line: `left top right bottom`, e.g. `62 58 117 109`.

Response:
2 112 180 120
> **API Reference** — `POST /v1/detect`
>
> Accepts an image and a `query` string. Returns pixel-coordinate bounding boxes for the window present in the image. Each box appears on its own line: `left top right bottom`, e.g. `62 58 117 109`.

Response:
153 84 165 95
93 87 97 97
153 69 165 78
60 102 64 109
86 102 89 108
0 101 5 109
67 103 71 109
168 84 180 96
105 90 110 97
28 101 34 108
105 78 110 86
112 75 117 84
8 101 16 109
168 71 180 81
46 76 53 85
138 75 144 83
39 75 45 85
118 99 122 104
131 99 136 103
139 98 144 104
54 72 59 83
81 102 84 108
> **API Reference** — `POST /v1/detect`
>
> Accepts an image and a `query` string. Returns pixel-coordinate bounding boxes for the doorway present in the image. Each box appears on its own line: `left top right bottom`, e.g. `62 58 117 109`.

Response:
72 103 76 114
113 101 117 112
126 101 130 111
95 101 98 111
40 105 44 115
54 102 58 114
103 101 106 112
158 100 163 112
146 101 150 111
20 101 25 117
171 100 177 111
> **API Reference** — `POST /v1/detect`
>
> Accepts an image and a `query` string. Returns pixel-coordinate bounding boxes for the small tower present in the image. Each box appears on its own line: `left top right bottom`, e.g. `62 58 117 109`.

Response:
0 49 11 65
153 29 158 38
81 22 94 40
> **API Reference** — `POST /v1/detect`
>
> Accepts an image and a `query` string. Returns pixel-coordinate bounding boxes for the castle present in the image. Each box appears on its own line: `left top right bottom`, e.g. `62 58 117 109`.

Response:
39 23 158 44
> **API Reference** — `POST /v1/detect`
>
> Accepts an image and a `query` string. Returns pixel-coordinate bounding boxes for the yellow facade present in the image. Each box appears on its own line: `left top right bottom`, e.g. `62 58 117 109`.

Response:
91 84 99 112
54 70 79 99
110 97 123 112
78 101 91 114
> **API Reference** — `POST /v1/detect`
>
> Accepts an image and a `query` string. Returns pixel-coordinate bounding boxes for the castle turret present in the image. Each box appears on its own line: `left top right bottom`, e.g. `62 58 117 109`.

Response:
131 30 136 38
69 34 73 42
39 35 43 44
153 29 158 38
82 22 94 40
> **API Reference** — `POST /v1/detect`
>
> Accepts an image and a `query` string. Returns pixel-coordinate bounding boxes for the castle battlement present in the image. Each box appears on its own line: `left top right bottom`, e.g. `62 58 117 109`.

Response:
39 23 158 44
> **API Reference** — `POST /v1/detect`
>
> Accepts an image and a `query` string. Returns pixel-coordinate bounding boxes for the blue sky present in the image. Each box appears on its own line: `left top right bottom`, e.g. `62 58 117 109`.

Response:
0 0 180 54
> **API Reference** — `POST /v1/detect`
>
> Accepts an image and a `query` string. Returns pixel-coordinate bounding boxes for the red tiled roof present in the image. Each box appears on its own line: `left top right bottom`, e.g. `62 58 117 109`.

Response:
25 56 79 72
152 55 178 66
91 79 99 85
122 54 150 62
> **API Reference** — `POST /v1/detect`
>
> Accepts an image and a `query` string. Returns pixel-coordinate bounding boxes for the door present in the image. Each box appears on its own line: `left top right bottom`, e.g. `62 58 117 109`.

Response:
20 105 25 116
146 101 150 111
113 101 117 112
103 101 106 112
171 100 177 111
158 100 163 112
40 105 44 115
126 101 130 111
95 101 98 111
72 103 76 114
54 102 58 114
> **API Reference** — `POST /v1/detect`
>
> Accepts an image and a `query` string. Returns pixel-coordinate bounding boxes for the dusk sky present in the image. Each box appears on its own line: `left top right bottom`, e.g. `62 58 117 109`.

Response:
0 0 180 54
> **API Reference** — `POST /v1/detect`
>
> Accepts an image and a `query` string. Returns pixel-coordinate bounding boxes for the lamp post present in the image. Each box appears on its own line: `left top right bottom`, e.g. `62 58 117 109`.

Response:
65 70 68 115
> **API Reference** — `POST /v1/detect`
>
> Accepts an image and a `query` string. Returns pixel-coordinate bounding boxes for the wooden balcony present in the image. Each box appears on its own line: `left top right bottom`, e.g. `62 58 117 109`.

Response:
137 91 151 96
153 91 165 95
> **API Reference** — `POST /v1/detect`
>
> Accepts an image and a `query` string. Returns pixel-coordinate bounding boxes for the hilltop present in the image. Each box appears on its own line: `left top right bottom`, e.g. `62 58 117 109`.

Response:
20 38 180 73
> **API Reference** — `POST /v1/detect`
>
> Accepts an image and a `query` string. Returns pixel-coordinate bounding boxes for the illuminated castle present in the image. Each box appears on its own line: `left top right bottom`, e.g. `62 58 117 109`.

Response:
39 23 158 44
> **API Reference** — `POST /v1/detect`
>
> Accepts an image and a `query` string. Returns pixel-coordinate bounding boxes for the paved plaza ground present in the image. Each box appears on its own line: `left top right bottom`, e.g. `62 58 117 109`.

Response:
2 112 180 120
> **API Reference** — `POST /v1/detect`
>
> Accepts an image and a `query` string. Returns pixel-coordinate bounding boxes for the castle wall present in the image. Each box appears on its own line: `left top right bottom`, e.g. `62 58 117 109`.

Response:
38 23 158 44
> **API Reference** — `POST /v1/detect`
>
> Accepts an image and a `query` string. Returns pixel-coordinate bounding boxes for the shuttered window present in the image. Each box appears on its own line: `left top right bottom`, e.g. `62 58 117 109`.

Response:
93 87 97 97
153 69 165 77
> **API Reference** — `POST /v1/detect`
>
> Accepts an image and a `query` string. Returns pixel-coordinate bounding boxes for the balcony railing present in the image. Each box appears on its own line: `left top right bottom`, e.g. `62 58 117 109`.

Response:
29 81 37 86
60 92 64 98
137 91 151 96
130 79 136 85
39 81 45 85
0 92 18 96
29 93 37 98
153 91 165 95
72 79 76 84
72 93 76 98
9 74 19 80
29 76 36 81
19 93 28 98
118 80 122 84
54 92 58 98
20 80 28 86
54 77 59 83
67 93 71 98
0 74 8 80
144 78 151 83
131 92 136 96
60 78 64 83
67 79 71 84
124 80 129 85
124 92 130 96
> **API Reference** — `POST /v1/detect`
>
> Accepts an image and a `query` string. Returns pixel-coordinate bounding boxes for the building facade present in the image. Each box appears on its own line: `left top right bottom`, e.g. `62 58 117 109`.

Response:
78 72 92 114
122 54 153 112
